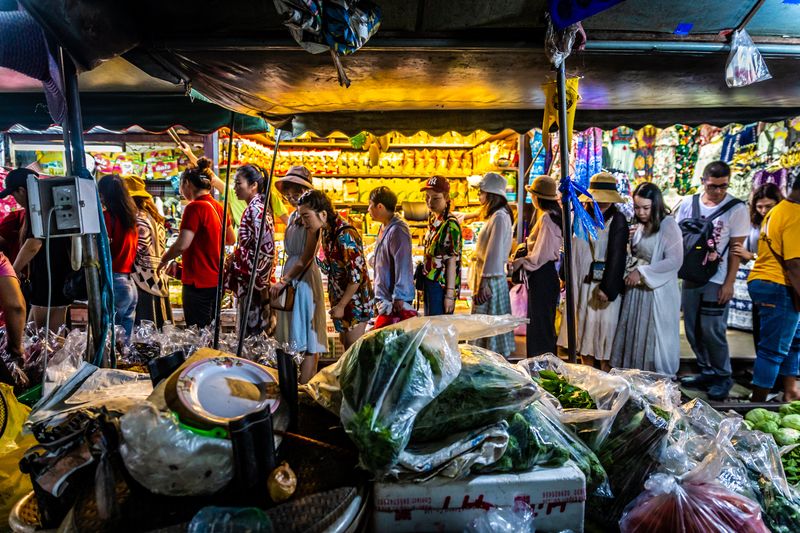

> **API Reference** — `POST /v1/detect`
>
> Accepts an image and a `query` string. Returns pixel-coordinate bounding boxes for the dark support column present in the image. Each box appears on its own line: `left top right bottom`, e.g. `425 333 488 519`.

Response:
556 62 577 363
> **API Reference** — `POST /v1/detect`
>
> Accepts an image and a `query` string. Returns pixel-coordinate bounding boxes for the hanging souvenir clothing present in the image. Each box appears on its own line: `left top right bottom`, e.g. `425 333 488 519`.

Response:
730 138 760 200
752 167 790 195
720 123 756 162
787 117 800 147
607 126 636 177
573 127 604 189
653 126 679 191
757 121 788 163
605 169 634 221
673 124 699 196
633 125 659 183
547 132 576 180
691 124 724 189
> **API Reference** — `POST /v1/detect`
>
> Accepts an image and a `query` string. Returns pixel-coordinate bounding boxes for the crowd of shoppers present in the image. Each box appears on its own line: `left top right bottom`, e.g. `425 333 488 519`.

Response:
0 155 796 403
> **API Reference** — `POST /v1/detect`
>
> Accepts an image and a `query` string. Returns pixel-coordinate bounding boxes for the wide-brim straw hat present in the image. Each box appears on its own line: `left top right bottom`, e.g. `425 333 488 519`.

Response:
580 172 624 203
526 175 559 201
275 165 314 193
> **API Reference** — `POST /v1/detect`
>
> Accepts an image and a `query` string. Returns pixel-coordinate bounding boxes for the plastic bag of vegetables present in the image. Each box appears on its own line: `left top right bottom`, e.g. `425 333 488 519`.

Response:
517 354 630 450
410 344 539 443
477 400 611 497
306 314 524 474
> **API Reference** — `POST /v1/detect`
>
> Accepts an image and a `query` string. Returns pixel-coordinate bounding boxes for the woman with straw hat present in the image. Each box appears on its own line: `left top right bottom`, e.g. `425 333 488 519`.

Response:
511 175 563 356
123 175 173 329
557 172 628 372
270 166 328 383
469 172 515 357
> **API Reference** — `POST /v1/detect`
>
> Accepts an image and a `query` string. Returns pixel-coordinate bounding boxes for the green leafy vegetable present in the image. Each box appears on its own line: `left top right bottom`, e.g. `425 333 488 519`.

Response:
779 401 800 418
411 345 537 442
781 414 800 431
756 420 781 436
775 428 800 446
782 446 800 487
745 408 781 426
534 369 597 409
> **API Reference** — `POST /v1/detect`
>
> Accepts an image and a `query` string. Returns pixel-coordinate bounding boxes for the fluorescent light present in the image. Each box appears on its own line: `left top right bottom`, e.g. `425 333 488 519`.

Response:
13 143 125 153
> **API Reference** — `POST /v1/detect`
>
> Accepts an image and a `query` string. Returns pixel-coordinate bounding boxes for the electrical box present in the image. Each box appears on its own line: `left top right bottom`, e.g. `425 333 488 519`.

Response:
26 175 101 238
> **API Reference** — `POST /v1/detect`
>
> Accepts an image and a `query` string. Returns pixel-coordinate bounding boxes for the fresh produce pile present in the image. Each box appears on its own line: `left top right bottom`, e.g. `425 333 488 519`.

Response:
782 446 800 487
534 370 597 409
411 344 538 443
745 405 800 446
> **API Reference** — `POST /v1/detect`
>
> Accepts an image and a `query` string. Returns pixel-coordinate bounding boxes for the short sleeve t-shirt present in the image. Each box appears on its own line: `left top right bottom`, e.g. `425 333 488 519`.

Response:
675 193 750 285
749 200 800 286
103 211 138 273
180 194 229 288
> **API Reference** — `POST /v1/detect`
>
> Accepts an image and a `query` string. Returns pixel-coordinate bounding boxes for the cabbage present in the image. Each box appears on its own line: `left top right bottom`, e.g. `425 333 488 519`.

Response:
779 401 800 417
774 427 800 446
755 420 780 435
746 408 781 426
782 414 800 431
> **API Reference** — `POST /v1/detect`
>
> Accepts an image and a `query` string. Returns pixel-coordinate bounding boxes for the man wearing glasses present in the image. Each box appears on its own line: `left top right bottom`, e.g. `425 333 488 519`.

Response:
677 161 749 401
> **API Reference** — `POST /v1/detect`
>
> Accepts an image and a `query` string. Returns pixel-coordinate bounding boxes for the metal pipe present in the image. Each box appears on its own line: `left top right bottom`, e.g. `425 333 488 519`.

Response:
236 133 281 357
213 112 236 349
583 40 800 56
556 62 577 364
61 51 106 363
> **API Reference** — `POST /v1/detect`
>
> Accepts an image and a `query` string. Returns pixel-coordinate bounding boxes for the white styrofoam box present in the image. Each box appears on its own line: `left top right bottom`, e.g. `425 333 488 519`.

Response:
373 461 586 533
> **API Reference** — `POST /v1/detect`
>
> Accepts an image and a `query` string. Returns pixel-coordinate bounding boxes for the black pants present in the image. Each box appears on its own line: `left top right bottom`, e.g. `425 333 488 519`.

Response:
526 262 559 357
182 284 217 328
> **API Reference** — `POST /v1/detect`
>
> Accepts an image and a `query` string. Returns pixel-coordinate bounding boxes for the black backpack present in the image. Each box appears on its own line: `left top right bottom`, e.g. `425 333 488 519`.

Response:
678 195 744 284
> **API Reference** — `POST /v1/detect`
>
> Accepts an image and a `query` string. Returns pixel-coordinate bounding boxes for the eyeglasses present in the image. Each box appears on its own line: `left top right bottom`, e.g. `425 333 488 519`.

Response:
704 183 730 191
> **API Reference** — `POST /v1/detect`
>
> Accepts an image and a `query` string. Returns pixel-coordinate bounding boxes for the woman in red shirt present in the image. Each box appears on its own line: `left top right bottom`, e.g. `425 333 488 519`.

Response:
98 174 139 339
159 158 235 328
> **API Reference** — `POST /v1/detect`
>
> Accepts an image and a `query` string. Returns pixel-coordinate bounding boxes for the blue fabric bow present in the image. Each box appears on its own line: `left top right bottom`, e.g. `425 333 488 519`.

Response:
559 176 604 241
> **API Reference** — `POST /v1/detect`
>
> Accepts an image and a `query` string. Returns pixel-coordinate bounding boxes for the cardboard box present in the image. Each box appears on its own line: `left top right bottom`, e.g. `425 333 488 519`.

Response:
373 462 586 532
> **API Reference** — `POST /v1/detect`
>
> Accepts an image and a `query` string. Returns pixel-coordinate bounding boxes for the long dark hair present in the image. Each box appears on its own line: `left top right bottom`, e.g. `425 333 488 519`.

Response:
750 183 783 226
181 156 214 192
633 182 668 234
133 196 165 225
98 174 137 230
297 189 339 234
481 192 515 224
236 164 266 192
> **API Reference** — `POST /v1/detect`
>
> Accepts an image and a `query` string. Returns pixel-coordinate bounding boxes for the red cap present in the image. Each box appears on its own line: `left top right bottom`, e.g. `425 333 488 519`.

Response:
421 175 450 194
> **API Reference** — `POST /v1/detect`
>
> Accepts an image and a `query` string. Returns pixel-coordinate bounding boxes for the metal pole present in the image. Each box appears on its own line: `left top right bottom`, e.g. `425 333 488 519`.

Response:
60 51 106 362
236 133 281 357
213 112 236 349
556 62 577 364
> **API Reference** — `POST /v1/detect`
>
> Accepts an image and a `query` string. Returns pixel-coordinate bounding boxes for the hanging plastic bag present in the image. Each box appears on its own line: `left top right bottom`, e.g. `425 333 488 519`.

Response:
307 314 524 474
726 29 772 88
410 344 538 443
509 283 528 336
465 500 535 533
0 383 36 521
518 354 630 449
119 402 233 496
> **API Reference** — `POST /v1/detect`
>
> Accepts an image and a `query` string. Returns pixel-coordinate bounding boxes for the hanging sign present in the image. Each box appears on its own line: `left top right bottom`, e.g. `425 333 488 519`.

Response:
542 77 581 151
548 0 626 30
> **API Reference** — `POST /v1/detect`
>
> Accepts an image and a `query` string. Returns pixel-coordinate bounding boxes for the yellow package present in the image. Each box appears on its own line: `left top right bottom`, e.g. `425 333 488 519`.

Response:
0 383 35 521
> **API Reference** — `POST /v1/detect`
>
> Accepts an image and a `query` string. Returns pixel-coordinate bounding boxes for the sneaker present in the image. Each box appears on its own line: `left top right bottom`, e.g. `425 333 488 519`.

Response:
680 374 715 391
707 378 734 402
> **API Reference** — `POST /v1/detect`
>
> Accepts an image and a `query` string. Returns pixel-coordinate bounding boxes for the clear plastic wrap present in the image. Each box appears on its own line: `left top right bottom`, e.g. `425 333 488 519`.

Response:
726 29 772 88
478 400 611 497
119 402 233 496
307 314 524 474
518 354 629 449
586 369 678 528
466 500 535 533
410 344 538 443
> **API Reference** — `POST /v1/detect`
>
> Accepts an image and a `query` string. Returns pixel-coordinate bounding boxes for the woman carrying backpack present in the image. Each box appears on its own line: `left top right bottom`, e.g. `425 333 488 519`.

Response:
611 183 683 375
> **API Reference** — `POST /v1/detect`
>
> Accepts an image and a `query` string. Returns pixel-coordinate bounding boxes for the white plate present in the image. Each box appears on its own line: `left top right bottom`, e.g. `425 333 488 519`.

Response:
175 356 279 425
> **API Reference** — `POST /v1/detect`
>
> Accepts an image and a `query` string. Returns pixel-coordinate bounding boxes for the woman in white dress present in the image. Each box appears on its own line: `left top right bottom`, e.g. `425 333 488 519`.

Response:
611 182 683 376
558 172 628 372
270 166 328 383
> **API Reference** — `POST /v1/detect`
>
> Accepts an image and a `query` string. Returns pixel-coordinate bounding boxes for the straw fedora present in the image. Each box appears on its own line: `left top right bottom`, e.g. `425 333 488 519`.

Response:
580 172 624 204
526 175 559 201
122 175 152 199
275 165 314 193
